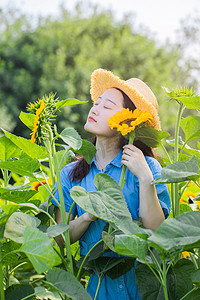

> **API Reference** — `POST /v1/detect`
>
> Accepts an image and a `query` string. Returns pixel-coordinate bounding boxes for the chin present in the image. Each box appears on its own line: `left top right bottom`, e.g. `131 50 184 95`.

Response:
84 123 95 134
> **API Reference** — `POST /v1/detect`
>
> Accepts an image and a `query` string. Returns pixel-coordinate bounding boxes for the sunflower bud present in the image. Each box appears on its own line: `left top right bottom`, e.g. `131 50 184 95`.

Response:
27 93 58 144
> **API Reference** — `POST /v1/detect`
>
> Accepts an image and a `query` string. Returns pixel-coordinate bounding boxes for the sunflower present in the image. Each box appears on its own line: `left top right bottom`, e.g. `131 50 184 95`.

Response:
27 93 58 144
30 99 45 143
173 87 195 97
32 178 52 191
182 251 190 259
184 191 198 199
196 201 200 211
108 108 153 136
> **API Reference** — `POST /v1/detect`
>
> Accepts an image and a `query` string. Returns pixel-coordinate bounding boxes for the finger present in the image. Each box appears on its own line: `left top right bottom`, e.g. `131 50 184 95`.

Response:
122 153 131 161
123 148 133 156
121 159 129 167
124 144 143 155
88 213 97 221
123 144 136 151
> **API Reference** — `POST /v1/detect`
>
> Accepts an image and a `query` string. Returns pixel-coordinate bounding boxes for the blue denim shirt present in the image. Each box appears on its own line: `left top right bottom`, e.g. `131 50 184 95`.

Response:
52 150 171 300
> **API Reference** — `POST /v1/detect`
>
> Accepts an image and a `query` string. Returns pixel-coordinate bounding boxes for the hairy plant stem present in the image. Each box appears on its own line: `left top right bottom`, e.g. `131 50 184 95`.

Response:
190 253 199 269
3 170 8 204
53 153 73 274
148 249 170 299
67 202 75 225
173 102 184 217
76 239 103 281
145 262 162 285
180 287 198 300
170 184 175 218
35 177 59 206
119 131 135 189
161 144 172 164
94 275 103 300
162 261 169 300
21 293 36 300
45 125 74 275
0 242 5 300
9 262 27 274
3 170 10 289
44 139 56 187
107 131 135 236
39 166 52 192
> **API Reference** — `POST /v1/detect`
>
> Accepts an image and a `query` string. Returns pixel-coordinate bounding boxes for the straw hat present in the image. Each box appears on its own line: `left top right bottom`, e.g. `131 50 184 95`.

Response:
90 68 161 130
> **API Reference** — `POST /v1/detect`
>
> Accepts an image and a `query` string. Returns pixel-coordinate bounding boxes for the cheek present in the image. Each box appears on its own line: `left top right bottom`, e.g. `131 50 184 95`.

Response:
106 109 122 124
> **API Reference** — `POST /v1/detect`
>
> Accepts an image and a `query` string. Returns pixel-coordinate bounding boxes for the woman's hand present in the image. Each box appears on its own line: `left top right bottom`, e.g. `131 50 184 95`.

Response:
122 144 153 182
84 212 97 222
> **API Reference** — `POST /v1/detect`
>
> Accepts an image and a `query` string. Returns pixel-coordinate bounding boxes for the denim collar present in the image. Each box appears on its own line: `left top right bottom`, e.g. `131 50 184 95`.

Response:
91 149 123 169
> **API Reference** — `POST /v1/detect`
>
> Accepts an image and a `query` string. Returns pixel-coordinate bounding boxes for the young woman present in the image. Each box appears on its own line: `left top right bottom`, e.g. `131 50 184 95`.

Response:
52 69 171 299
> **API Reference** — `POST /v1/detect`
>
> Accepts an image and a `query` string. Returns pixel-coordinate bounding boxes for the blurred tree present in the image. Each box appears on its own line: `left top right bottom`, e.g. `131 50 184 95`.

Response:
0 3 193 140
0 8 43 136
176 11 200 89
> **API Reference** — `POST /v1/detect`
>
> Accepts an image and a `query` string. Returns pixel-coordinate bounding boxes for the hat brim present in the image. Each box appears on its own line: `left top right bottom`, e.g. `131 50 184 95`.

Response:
90 69 161 130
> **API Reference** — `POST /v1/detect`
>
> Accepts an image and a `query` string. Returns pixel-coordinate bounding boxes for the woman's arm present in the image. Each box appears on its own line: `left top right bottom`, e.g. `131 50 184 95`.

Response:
122 144 165 231
55 207 97 247
138 172 165 230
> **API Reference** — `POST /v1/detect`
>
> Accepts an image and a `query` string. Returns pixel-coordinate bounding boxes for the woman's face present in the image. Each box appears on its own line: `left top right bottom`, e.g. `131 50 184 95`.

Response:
84 88 124 137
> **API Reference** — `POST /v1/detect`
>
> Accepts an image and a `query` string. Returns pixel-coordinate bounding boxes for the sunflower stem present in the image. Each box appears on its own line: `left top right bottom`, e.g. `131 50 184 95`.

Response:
94 275 103 300
76 239 103 281
119 131 135 189
0 242 5 300
107 131 135 236
173 102 184 217
50 128 74 275
44 138 56 187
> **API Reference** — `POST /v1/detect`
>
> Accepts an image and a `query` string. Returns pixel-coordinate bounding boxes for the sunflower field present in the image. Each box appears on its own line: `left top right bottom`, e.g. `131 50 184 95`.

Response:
1 87 200 300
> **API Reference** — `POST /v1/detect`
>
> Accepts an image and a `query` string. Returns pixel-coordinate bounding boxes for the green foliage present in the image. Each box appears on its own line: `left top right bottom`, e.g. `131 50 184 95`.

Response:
152 156 200 184
5 284 34 300
0 185 37 203
114 233 148 261
3 130 48 159
55 98 88 110
148 211 200 252
70 173 143 234
0 46 200 299
72 139 96 164
180 116 200 143
136 259 195 300
46 268 92 300
59 128 82 149
34 286 62 300
135 127 170 148
4 212 41 243
46 224 69 238
0 157 40 178
0 4 192 139
0 96 97 300
20 226 61 274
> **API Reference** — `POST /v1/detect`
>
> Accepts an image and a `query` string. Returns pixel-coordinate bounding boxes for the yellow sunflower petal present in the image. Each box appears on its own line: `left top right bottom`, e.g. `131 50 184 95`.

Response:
182 251 190 259
30 100 45 143
108 108 153 135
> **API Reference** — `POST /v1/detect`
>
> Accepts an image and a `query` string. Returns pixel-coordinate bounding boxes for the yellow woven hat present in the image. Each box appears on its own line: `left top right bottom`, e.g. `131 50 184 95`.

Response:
90 68 161 130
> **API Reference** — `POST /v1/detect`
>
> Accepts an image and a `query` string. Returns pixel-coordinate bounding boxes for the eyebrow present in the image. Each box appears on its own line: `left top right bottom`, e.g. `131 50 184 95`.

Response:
98 97 117 106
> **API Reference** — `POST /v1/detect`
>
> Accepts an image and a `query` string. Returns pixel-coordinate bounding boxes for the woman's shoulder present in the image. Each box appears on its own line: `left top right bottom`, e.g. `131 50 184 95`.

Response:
62 160 79 173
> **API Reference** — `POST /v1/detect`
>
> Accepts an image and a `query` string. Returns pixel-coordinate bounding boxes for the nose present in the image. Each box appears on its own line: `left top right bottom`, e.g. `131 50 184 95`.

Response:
91 105 99 116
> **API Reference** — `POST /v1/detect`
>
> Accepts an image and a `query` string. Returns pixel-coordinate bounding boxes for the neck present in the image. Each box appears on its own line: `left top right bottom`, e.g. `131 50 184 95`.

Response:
95 136 121 170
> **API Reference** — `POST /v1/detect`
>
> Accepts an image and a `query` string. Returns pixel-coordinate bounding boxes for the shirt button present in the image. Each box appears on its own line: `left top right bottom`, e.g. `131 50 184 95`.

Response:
119 284 123 289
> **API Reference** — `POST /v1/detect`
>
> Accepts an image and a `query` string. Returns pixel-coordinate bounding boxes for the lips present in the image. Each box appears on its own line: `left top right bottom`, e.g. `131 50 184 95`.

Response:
88 116 97 122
